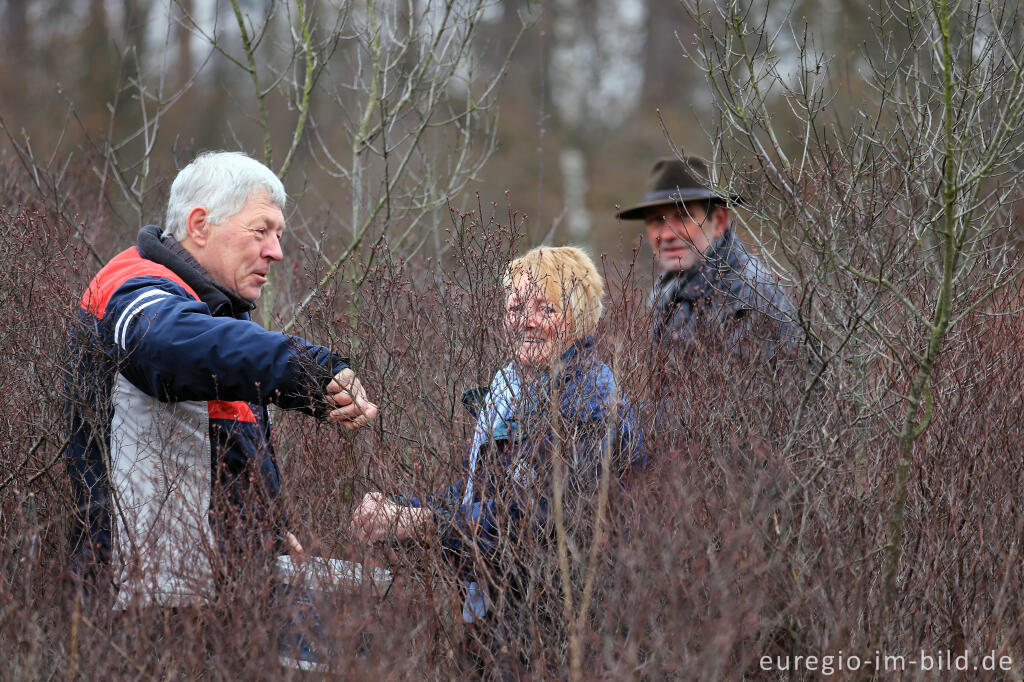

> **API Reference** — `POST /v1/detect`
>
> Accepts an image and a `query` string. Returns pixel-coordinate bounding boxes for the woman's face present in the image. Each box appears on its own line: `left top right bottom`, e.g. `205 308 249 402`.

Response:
505 276 574 368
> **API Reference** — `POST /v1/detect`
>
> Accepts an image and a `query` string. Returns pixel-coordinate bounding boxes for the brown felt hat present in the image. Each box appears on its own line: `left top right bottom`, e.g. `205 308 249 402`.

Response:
617 156 739 221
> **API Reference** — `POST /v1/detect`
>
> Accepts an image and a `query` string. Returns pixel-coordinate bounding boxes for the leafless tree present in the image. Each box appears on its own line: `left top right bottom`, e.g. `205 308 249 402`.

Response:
684 0 1024 603
168 0 527 327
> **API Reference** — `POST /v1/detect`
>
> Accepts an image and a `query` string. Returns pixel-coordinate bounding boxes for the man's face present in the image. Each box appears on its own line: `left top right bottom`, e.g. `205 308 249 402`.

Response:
200 191 285 302
644 201 727 273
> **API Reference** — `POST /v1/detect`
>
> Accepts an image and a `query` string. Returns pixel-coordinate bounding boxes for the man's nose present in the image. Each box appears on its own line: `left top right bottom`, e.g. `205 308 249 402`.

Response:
656 222 678 242
263 233 283 261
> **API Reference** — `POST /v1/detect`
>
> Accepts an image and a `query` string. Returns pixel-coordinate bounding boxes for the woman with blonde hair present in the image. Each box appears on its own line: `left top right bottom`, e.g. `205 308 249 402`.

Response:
351 246 643 671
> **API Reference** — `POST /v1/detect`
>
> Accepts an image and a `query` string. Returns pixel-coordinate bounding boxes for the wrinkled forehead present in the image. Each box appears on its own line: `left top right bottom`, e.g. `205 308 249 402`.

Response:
235 190 286 225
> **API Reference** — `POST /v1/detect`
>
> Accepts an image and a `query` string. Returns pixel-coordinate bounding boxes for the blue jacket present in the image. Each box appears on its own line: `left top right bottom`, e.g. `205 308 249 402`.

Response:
405 337 643 569
65 226 346 604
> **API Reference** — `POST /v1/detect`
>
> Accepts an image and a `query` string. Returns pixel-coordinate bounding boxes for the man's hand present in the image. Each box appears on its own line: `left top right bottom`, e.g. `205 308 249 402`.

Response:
285 531 306 563
326 368 379 430
350 492 432 545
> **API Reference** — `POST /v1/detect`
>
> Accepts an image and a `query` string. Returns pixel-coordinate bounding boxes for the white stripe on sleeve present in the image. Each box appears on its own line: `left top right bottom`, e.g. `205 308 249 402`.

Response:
115 289 171 350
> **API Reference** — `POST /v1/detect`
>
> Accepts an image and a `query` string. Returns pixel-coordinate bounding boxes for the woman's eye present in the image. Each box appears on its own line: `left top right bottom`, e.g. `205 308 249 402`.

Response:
544 306 557 316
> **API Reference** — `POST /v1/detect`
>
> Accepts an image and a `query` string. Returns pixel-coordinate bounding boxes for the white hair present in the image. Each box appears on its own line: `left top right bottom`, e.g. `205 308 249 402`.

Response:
161 151 287 240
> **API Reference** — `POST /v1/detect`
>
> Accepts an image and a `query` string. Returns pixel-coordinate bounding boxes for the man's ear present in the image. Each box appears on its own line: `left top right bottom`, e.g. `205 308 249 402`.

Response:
186 206 211 246
711 205 729 238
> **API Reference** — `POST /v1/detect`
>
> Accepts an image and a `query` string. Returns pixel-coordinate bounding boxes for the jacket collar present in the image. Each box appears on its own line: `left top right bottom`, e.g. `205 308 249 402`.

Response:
559 334 593 366
461 336 597 420
136 225 255 317
654 229 743 303
527 335 595 389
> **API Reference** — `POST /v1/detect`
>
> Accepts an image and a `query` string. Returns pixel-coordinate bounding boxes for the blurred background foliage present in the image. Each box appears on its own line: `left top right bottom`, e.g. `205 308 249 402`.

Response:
0 0 882 260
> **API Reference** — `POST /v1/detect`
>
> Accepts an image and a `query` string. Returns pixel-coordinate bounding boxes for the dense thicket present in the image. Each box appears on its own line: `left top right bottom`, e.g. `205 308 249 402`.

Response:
2 173 1023 677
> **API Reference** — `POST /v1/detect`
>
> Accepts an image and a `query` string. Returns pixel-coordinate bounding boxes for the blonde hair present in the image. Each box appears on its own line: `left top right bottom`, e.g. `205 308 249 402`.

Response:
505 246 605 338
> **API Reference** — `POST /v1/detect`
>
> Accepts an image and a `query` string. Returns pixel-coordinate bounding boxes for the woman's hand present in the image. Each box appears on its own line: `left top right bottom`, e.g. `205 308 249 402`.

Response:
350 492 395 544
350 492 433 544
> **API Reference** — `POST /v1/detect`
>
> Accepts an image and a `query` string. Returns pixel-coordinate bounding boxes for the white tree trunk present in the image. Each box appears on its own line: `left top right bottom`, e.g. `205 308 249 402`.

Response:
560 147 592 238
549 0 647 240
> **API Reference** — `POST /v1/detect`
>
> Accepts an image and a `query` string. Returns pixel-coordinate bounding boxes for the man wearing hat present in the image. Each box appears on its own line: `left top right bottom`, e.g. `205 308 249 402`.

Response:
618 156 798 358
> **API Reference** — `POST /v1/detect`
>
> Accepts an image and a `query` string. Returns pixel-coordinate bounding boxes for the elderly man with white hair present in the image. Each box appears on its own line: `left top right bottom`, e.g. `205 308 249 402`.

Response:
66 151 377 608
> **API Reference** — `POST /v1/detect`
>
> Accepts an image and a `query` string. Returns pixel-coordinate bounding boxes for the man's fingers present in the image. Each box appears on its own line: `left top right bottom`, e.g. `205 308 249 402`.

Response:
328 369 357 395
285 531 306 563
328 399 378 428
326 386 354 407
333 367 355 385
329 400 364 417
349 379 367 401
359 401 378 422
329 409 367 430
326 371 374 423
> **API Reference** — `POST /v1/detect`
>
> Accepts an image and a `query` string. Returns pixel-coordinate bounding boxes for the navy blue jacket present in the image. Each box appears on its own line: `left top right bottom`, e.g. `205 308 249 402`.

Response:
66 226 346 594
405 338 643 569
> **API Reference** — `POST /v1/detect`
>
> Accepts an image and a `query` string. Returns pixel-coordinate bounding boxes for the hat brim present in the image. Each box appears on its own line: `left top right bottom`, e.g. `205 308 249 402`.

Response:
617 188 742 221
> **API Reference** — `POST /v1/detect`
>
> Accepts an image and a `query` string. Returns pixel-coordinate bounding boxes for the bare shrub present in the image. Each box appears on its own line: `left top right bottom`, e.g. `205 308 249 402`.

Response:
2 162 1024 678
